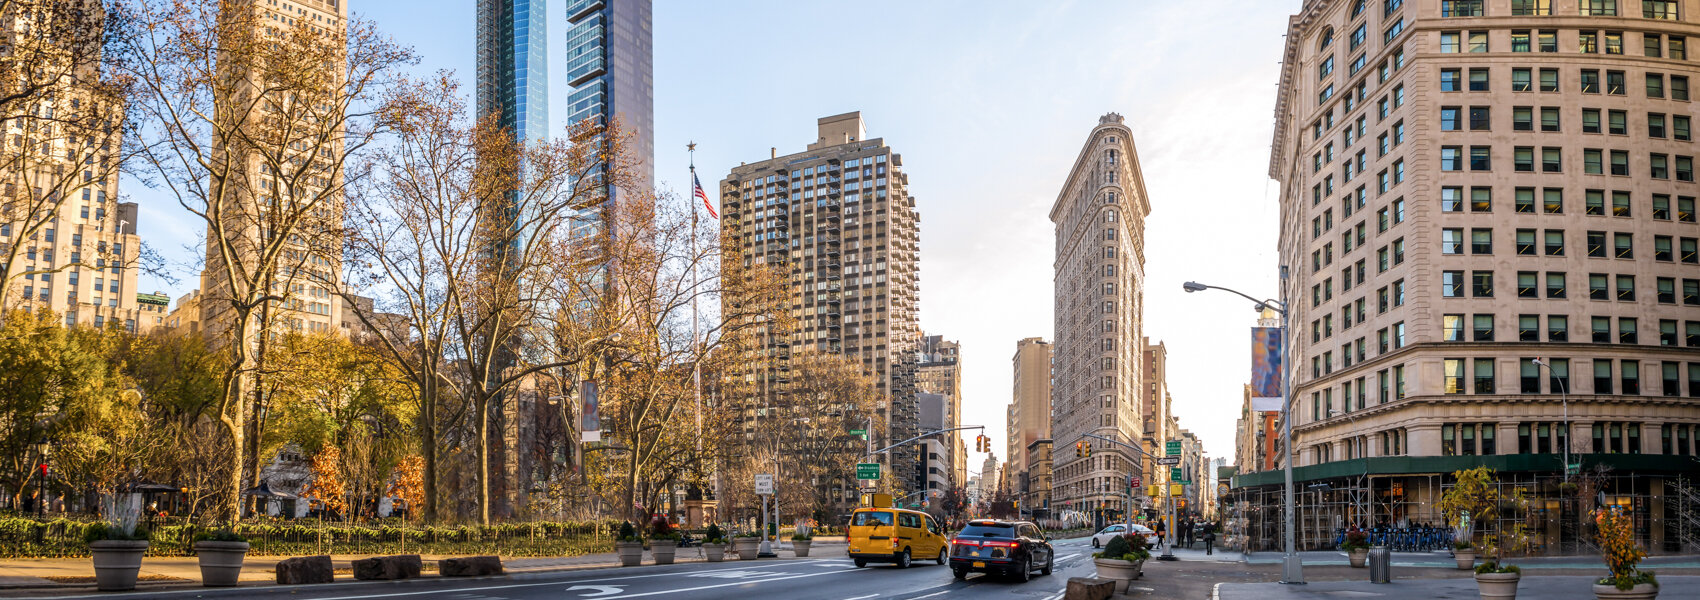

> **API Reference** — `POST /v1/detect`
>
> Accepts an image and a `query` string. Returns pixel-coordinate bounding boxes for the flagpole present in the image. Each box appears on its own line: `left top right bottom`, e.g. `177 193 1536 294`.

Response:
688 142 708 524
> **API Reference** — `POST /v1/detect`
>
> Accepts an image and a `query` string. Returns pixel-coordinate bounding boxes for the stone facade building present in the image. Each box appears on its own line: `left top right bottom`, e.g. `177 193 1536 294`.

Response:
1008 337 1052 512
1248 0 1700 554
1049 113 1152 528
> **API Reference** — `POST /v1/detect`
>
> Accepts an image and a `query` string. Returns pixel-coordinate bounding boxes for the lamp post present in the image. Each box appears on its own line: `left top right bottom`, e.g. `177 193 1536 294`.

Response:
1183 279 1303 584
1532 358 1571 481
33 439 50 518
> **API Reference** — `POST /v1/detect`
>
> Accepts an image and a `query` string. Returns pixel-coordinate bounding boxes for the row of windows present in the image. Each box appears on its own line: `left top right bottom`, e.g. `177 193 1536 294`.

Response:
1438 269 1700 302
1438 187 1698 221
1436 29 1687 58
1442 0 1680 19
1439 67 1692 99
1440 106 1694 141
1442 357 1700 397
1440 313 1700 347
1440 228 1700 264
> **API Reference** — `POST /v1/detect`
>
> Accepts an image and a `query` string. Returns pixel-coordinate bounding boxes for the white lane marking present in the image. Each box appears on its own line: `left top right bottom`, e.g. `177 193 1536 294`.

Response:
1056 553 1080 561
911 592 949 600
844 595 879 600
592 568 860 599
566 585 624 597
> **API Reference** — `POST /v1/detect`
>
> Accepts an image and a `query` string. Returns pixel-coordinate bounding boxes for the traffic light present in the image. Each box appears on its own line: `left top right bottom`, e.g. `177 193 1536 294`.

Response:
1084 442 1091 458
1076 441 1085 458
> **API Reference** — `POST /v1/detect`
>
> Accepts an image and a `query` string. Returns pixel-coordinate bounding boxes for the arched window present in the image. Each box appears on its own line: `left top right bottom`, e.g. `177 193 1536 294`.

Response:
1318 26 1334 51
1104 148 1119 167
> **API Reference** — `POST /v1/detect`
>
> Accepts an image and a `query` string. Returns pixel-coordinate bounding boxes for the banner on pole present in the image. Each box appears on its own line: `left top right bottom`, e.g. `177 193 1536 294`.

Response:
581 381 601 443
1251 327 1284 412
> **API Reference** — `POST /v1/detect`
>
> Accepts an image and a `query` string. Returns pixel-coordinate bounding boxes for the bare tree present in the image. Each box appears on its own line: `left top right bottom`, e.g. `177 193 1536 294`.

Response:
340 75 614 524
112 0 417 520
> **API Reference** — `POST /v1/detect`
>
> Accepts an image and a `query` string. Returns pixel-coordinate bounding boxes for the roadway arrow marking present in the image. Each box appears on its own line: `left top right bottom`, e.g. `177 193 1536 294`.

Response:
567 585 626 597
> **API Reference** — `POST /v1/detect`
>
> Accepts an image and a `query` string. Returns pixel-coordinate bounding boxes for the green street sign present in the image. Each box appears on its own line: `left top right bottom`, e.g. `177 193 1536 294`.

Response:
1165 441 1181 456
1566 463 1581 475
850 428 867 436
856 463 881 480
1176 480 1193 485
1171 467 1184 480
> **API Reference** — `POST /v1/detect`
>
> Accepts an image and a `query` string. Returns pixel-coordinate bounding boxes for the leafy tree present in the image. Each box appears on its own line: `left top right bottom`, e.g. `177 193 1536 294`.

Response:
1440 466 1500 547
0 309 121 509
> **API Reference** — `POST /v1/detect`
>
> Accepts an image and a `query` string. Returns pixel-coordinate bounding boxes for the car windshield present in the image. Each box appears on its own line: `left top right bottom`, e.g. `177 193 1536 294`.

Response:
959 523 1016 538
1102 525 1124 532
852 511 893 527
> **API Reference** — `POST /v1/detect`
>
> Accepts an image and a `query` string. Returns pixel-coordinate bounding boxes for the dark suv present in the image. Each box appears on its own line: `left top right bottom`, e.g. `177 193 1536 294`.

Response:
948 519 1054 581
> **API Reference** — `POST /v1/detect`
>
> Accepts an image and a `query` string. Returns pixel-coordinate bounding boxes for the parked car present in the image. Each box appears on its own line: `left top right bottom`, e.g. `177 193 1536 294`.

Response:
1092 523 1158 548
948 519 1054 582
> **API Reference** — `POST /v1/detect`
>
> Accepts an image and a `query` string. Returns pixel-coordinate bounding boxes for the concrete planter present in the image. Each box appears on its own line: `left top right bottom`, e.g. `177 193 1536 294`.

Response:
1093 557 1142 593
1592 583 1659 600
704 543 727 562
194 541 251 587
615 541 644 567
1348 548 1369 568
89 540 150 592
733 537 761 560
1475 571 1520 600
650 540 677 565
1455 549 1477 570
792 540 812 557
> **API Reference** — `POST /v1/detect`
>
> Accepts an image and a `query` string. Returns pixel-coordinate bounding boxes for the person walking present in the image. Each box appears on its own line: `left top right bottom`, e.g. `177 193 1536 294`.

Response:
1155 518 1167 549
1203 525 1217 555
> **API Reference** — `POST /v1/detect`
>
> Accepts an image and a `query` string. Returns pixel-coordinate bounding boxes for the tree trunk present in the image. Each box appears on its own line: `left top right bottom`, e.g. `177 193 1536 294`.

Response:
421 374 438 523
477 394 491 525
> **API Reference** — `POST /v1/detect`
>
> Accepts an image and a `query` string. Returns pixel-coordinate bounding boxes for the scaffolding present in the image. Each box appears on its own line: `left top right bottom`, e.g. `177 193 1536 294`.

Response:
1228 469 1693 555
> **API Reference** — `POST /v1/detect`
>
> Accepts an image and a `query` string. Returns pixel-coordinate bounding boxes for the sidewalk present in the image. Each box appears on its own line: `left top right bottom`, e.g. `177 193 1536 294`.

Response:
1241 549 1700 569
0 541 850 591
1217 575 1700 600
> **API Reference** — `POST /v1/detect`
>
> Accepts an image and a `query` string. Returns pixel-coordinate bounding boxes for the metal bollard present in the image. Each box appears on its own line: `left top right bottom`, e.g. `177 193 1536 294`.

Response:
1368 545 1391 584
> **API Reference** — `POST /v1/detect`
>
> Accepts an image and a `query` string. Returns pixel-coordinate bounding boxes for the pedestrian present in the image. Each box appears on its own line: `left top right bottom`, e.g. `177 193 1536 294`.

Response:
1203 526 1217 555
1155 519 1166 548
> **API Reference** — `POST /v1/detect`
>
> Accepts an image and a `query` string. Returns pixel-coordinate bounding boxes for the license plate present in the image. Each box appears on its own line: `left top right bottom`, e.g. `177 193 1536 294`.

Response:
972 561 985 568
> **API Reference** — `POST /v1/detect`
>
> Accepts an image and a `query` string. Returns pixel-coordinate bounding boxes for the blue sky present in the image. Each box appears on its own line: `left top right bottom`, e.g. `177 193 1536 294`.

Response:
133 0 1298 466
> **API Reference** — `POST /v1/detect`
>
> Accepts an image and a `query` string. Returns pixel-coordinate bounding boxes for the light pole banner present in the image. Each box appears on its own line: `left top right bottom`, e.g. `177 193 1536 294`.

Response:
581 380 601 443
1250 327 1284 412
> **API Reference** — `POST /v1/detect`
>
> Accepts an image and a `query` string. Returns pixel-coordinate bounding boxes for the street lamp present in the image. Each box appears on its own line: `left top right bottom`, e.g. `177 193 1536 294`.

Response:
1532 358 1571 482
1183 279 1303 584
33 438 50 518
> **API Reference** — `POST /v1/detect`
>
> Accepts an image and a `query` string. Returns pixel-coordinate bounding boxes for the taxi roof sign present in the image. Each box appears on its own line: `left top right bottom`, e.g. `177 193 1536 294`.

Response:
860 492 893 508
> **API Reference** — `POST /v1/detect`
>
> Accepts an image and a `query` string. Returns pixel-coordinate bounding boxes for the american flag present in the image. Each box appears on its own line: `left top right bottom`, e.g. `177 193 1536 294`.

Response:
693 172 718 219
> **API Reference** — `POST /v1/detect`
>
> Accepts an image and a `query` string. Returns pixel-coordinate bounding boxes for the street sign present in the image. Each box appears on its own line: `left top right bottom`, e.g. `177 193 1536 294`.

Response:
856 463 881 480
1566 462 1581 475
1171 467 1184 480
1165 440 1181 456
1176 480 1192 485
850 428 867 436
1129 476 1141 489
1156 456 1180 466
754 473 774 495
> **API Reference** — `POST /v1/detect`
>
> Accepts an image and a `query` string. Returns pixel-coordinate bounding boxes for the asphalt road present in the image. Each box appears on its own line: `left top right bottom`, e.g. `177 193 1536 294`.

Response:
33 537 1106 600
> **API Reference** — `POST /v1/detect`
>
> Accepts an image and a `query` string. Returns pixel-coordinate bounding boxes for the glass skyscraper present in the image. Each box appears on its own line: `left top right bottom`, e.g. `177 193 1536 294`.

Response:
565 0 654 240
476 0 549 147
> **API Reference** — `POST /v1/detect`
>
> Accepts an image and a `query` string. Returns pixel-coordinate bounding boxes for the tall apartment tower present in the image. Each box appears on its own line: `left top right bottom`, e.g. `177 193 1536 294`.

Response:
477 0 549 147
1007 337 1052 500
1255 0 1700 550
720 112 924 493
0 2 142 330
1049 113 1151 526
565 0 654 242
917 334 962 486
201 0 349 338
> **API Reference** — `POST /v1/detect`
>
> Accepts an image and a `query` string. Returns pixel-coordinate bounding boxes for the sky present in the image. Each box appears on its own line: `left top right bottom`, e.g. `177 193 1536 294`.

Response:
131 0 1298 467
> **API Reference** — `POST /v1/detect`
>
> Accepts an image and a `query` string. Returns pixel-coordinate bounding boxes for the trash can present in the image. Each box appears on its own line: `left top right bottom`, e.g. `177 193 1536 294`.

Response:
1368 545 1391 583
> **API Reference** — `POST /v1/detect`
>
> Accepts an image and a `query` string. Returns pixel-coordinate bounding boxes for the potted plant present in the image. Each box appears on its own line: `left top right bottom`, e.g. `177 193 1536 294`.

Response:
194 529 251 587
614 521 644 567
1473 487 1533 600
1339 530 1370 568
733 531 762 560
648 517 678 565
791 529 813 557
1441 467 1502 571
86 522 151 591
703 524 728 562
1592 506 1659 599
1092 534 1150 593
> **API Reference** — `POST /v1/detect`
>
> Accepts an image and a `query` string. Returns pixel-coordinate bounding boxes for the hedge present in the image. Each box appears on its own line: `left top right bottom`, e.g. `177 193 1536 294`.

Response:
0 517 622 558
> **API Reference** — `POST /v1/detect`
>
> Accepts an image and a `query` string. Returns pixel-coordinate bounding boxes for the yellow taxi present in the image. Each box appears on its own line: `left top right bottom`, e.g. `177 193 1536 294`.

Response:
847 494 949 568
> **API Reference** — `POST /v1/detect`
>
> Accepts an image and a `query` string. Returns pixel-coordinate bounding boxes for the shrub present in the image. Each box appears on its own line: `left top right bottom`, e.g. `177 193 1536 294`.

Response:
734 530 761 538
1339 530 1370 551
1595 506 1657 591
648 516 677 541
1094 532 1136 561
1476 562 1521 575
193 529 247 543
790 530 812 541
83 523 150 544
1454 539 1474 551
704 524 726 544
616 521 642 543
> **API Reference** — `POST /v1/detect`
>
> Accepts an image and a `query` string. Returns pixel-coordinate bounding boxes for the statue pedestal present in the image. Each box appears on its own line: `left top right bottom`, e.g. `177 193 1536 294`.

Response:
685 500 718 527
